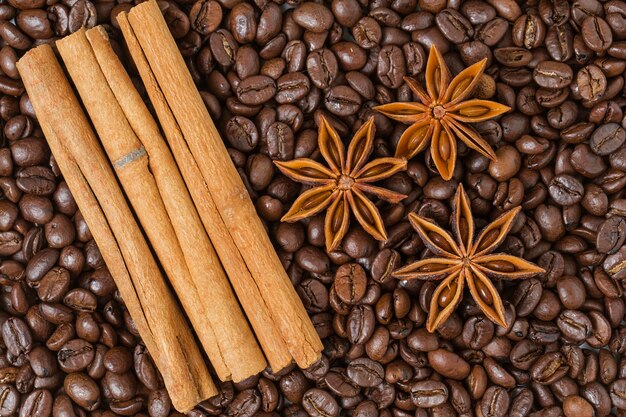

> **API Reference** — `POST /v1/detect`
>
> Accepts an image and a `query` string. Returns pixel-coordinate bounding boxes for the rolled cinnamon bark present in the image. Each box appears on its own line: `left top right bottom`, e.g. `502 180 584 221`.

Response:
120 0 323 369
117 13 294 371
56 27 267 383
17 45 216 412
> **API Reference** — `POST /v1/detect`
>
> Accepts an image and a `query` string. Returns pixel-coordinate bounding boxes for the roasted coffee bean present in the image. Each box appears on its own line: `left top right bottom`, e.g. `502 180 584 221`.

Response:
324 85 361 117
302 388 338 417
577 65 606 102
265 122 294 161
333 263 366 305
293 3 333 33
19 389 51 417
533 61 573 89
307 49 338 90
480 386 509 417
410 380 448 408
581 16 612 52
427 349 470 380
346 358 383 388
531 352 569 384
377 45 405 88
590 123 626 156
225 116 258 152
64 373 99 411
57 339 94 373
549 174 584 206
236 75 275 105
2 317 32 356
276 73 310 104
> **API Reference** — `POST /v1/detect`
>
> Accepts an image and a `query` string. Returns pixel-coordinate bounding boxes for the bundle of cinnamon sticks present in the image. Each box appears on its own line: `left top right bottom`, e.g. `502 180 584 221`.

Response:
17 0 323 411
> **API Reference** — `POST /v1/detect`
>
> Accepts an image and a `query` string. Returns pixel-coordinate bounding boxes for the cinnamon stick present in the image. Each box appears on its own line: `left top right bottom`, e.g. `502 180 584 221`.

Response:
56 27 267 383
120 0 323 369
117 14 294 371
16 45 216 412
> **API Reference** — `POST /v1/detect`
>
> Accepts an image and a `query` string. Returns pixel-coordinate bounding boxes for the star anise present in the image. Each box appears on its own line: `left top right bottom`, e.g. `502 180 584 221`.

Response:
274 116 407 252
375 46 510 181
393 184 544 332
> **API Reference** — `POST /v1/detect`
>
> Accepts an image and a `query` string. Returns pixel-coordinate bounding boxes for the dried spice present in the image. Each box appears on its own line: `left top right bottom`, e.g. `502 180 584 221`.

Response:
275 117 407 252
375 46 510 180
393 184 545 332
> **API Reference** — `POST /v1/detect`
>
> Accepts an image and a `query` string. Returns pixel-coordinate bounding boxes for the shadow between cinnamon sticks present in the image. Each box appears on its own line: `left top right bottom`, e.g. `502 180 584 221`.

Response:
16 45 216 412
55 27 267 383
119 0 323 369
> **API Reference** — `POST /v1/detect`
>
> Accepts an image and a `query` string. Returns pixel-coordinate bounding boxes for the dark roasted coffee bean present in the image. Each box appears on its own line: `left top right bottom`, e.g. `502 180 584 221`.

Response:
427 349 470 380
531 352 569 384
480 386 509 417
19 389 52 417
276 73 310 104
346 358 383 388
549 175 584 206
577 65 606 102
533 61 573 89
590 123 626 156
333 263 366 305
58 339 94 373
410 380 448 408
236 75 275 105
2 317 32 356
324 85 361 117
302 388 338 417
225 116 258 152
581 16 612 52
377 45 405 88
307 49 338 90
293 3 333 33
352 17 381 49
64 373 99 411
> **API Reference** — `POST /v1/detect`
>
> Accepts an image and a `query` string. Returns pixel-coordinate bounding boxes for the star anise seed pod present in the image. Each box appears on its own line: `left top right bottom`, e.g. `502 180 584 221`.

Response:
393 184 545 332
274 116 407 252
375 46 510 181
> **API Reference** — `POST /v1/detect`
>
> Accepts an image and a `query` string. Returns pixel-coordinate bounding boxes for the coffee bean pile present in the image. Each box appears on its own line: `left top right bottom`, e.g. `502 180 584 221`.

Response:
0 0 626 416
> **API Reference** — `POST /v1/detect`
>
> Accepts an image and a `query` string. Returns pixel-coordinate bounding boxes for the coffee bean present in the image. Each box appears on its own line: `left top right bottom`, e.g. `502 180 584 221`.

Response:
480 386 509 417
324 85 361 117
302 388 338 417
427 349 470 380
346 305 375 344
57 339 94 373
549 174 584 206
2 317 32 356
276 73 310 104
377 45 405 88
64 373 99 411
307 49 338 90
533 61 574 89
225 116 258 152
236 75 275 105
590 123 626 156
346 358 383 388
577 65 606 102
410 380 448 408
531 352 570 384
581 16 612 52
333 263 366 305
19 389 51 417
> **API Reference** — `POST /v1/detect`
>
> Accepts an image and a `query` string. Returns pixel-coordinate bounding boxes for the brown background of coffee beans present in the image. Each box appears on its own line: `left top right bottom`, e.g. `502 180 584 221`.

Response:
0 0 625 417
